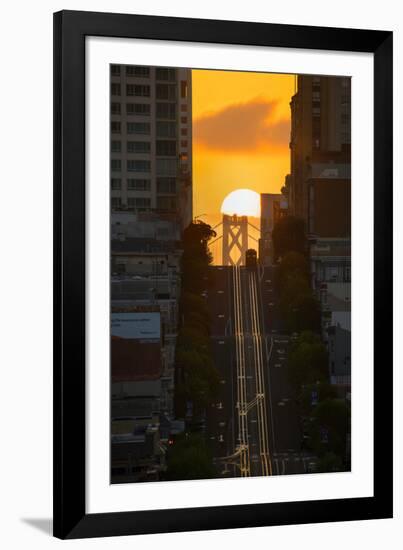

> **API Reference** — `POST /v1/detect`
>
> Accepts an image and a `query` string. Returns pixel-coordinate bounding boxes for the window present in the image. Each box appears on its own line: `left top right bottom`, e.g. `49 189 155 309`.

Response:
110 65 121 76
157 177 176 194
127 160 151 172
111 197 122 209
126 84 150 97
181 128 187 136
111 102 121 115
111 140 121 153
126 103 150 116
111 121 121 134
127 141 150 153
156 158 177 175
156 102 176 120
111 83 121 96
127 178 150 191
156 121 176 138
180 104 187 112
126 65 150 77
156 84 176 100
181 80 188 98
111 178 121 190
156 140 177 156
127 197 151 209
181 140 188 148
111 159 121 172
156 67 176 81
127 122 150 135
181 116 187 123
157 196 177 210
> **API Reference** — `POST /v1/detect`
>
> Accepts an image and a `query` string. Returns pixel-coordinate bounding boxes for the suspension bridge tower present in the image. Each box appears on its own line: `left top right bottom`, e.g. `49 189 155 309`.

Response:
222 214 249 266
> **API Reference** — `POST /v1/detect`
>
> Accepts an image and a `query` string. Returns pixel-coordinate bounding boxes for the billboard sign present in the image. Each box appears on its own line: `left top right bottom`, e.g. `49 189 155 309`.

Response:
111 312 161 340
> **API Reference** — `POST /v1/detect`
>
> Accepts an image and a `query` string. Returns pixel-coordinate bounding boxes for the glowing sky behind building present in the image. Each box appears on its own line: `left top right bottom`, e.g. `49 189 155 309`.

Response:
192 69 295 230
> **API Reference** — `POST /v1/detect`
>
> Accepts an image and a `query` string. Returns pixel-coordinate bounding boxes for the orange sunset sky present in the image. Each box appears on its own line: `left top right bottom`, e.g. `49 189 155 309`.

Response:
192 69 296 230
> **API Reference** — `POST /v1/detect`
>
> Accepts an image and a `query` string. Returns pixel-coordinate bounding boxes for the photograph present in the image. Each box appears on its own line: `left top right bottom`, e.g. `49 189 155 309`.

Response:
109 65 351 484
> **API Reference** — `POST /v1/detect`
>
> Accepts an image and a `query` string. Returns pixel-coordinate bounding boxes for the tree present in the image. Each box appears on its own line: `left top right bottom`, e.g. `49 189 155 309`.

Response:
181 221 216 293
277 251 310 291
299 382 338 416
312 398 350 458
277 275 321 333
165 433 217 481
288 331 328 389
316 452 344 473
272 216 306 261
174 220 220 417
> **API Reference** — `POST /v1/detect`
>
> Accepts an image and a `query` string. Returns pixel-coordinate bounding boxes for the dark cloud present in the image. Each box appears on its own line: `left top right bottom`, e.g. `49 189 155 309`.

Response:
193 98 290 153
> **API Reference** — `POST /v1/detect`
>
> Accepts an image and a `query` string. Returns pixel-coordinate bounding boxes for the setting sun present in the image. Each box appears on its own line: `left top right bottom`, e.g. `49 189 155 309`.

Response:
221 189 261 218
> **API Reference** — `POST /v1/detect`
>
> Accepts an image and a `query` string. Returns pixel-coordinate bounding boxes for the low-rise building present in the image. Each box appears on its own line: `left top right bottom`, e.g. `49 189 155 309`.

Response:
310 238 351 388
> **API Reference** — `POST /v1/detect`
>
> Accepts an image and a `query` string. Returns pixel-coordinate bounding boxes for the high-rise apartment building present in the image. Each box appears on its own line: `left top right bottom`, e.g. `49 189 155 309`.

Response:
110 64 193 229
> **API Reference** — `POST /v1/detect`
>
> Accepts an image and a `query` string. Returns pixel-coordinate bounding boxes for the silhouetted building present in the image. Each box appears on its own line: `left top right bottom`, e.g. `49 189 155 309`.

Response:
285 75 352 389
259 193 288 265
285 75 351 234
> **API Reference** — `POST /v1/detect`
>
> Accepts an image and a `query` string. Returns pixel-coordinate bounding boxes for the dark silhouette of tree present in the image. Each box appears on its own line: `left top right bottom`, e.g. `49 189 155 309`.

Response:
277 251 310 290
288 331 328 389
310 398 350 464
166 434 217 481
174 220 219 417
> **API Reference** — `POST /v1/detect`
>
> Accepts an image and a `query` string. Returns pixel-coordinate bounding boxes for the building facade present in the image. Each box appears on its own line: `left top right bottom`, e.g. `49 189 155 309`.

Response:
285 75 351 388
286 75 351 229
109 65 191 482
259 193 288 265
110 64 193 229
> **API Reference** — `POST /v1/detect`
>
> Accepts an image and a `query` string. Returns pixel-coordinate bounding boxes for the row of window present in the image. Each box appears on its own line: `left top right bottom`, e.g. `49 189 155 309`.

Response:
111 121 150 134
111 197 178 211
111 140 177 156
111 121 184 137
111 103 151 116
111 65 150 77
111 159 151 173
111 102 182 119
111 197 152 209
111 177 177 193
111 83 177 100
111 141 150 153
111 158 179 174
111 65 177 81
111 178 150 190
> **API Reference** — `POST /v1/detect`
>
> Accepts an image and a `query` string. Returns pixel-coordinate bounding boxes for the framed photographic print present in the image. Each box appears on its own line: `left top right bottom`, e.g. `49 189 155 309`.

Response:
53 10 393 539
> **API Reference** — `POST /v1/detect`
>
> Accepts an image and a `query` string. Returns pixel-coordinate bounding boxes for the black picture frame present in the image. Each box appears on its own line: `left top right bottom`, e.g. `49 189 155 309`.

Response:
53 9 393 539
